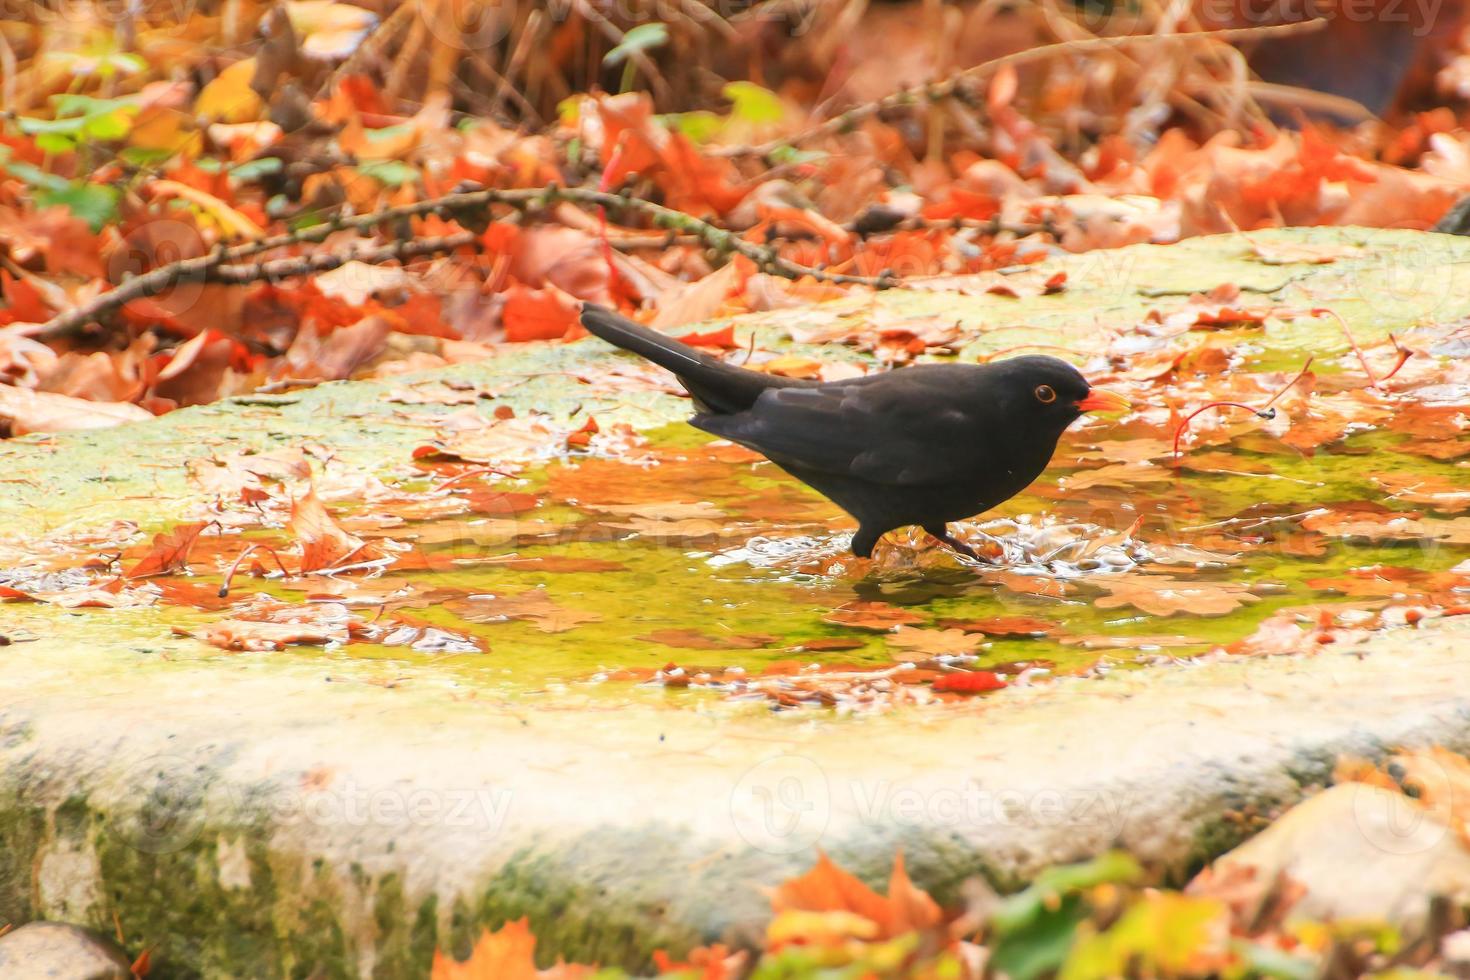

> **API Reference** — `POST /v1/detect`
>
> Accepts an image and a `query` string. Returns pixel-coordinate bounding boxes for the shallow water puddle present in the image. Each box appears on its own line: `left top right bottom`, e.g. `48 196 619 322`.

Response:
7 321 1470 711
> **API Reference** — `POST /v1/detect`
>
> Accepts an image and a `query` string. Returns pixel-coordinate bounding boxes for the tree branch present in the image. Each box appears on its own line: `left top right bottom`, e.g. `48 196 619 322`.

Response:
33 185 897 341
718 19 1328 159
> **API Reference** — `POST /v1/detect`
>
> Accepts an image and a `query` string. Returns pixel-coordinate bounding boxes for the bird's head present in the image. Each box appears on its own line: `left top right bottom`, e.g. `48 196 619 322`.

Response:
989 355 1130 434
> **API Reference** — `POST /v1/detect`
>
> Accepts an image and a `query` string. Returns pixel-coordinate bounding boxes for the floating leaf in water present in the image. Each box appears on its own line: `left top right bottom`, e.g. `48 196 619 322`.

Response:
124 522 209 579
886 626 982 659
289 488 383 572
446 592 601 633
638 629 777 650
1090 575 1260 617
936 615 1060 636
823 600 928 631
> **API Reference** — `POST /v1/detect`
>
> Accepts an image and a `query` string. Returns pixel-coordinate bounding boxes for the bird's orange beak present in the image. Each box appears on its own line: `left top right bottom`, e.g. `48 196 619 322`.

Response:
1075 388 1131 413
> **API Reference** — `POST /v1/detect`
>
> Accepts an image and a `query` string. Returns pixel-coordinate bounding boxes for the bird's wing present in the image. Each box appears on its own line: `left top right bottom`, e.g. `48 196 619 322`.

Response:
692 375 979 486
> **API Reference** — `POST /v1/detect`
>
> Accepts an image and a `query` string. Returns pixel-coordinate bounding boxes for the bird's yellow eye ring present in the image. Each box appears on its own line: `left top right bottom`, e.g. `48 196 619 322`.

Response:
1034 384 1056 404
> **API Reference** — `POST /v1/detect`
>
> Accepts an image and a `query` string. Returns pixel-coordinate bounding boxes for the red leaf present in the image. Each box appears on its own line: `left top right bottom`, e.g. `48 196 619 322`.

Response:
675 325 738 349
565 416 599 448
502 285 580 342
932 671 1006 694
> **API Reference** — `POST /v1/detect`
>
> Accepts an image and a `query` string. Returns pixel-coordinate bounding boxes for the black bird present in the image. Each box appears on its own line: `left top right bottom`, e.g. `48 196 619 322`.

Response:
580 304 1128 559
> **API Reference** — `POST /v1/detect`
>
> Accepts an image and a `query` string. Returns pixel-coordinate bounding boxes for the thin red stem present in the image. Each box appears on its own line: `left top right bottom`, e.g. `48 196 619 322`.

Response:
218 543 291 598
596 136 629 299
1172 402 1277 459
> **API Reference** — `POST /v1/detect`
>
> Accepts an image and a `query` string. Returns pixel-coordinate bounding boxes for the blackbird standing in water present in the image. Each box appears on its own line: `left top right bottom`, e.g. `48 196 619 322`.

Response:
580 304 1128 559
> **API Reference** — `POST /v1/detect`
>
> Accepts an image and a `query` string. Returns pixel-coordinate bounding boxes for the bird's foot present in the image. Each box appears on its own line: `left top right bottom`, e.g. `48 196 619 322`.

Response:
925 525 986 563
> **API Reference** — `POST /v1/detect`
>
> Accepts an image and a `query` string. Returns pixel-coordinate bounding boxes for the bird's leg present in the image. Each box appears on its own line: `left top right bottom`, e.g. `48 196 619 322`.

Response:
924 524 982 561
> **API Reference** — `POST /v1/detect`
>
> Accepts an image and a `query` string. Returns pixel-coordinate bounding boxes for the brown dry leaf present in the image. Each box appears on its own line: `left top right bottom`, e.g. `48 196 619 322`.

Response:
1373 472 1470 512
639 629 776 650
822 600 928 631
1393 747 1470 849
184 619 340 652
885 627 982 659
414 413 564 466
1091 575 1260 617
1248 238 1360 265
290 487 382 572
650 263 741 329
0 385 152 435
592 501 727 521
186 448 311 497
178 600 354 652
601 517 727 541
1301 509 1435 542
446 592 601 633
1062 462 1174 492
756 355 826 380
936 615 1059 636
790 637 867 652
124 522 209 579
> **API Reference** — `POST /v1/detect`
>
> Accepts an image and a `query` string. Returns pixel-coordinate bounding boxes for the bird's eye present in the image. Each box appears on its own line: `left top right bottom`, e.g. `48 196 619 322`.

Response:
1034 384 1056 404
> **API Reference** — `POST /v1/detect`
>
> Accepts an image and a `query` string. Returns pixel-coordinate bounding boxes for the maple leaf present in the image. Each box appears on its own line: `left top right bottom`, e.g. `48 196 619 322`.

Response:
885 626 982 659
124 522 209 579
431 918 594 980
289 488 382 572
501 284 582 342
1090 575 1260 617
770 852 942 943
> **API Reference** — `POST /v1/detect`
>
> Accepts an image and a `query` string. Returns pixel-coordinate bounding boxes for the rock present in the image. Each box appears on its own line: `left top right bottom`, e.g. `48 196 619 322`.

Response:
0 922 131 979
1189 783 1470 931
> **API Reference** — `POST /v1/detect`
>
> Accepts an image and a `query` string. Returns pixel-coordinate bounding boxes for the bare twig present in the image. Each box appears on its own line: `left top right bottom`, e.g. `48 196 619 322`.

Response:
718 19 1328 158
34 185 898 341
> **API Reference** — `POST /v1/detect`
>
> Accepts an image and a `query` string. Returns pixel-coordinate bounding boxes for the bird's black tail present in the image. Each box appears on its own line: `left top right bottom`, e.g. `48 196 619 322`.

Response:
580 303 801 414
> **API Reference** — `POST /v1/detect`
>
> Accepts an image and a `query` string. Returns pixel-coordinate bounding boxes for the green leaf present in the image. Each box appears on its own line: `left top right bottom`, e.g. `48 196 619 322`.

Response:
723 81 785 125
51 94 138 118
35 181 120 231
358 160 421 187
82 109 134 143
767 144 827 166
603 23 668 66
363 124 413 145
990 851 1142 936
228 157 284 182
1229 940 1316 980
1058 893 1227 980
2 159 69 193
18 115 86 137
665 111 723 144
989 894 1089 980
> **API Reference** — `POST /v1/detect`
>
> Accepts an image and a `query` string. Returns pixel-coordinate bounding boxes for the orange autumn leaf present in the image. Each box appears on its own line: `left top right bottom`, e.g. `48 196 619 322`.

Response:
125 522 210 579
502 284 581 342
289 487 381 572
770 851 941 942
430 918 594 980
675 325 739 349
565 415 599 448
651 944 746 979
